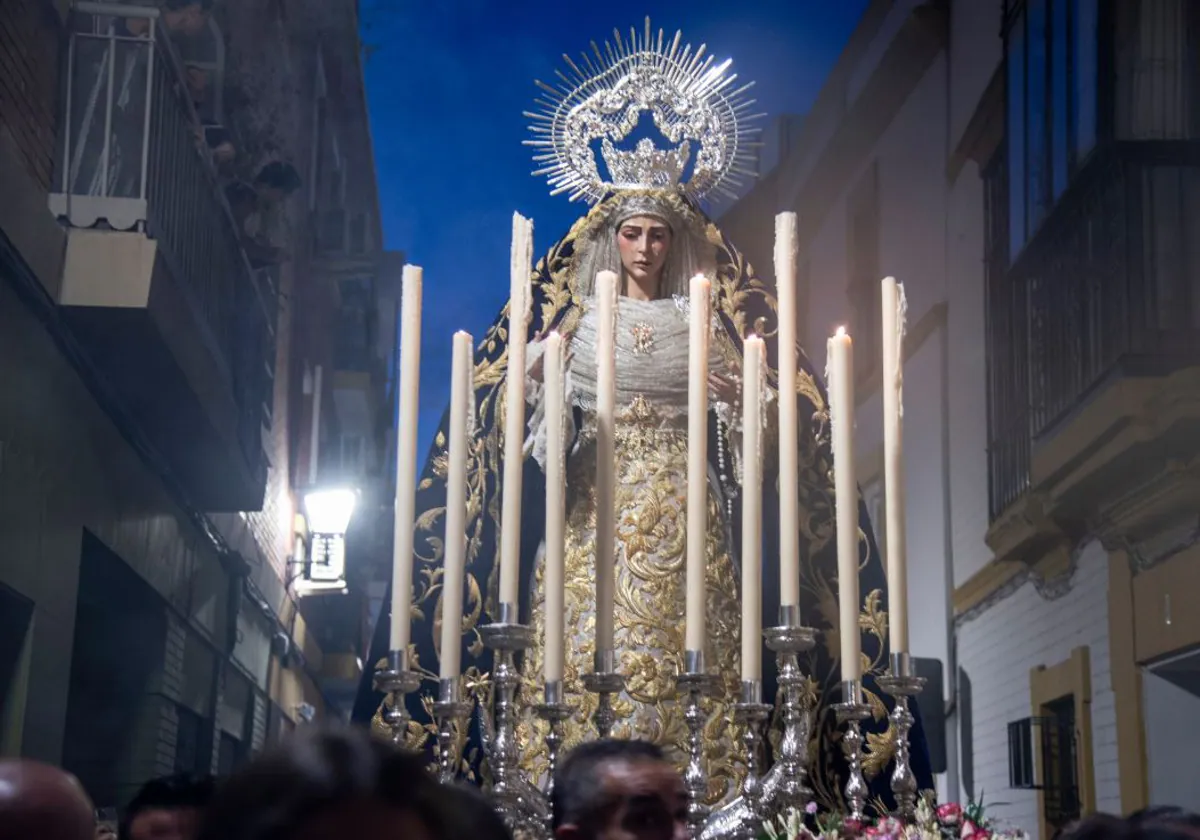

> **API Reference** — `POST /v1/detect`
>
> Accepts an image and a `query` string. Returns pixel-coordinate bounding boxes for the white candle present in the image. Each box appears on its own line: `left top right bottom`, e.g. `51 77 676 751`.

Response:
686 274 711 658
390 265 423 653
827 327 860 689
499 213 533 610
543 331 566 683
881 277 909 654
594 271 618 657
439 331 473 679
741 336 765 684
774 213 801 615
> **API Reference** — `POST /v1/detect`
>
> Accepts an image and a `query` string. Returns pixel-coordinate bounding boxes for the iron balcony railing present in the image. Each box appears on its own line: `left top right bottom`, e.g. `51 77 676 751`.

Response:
49 1 276 488
986 141 1200 521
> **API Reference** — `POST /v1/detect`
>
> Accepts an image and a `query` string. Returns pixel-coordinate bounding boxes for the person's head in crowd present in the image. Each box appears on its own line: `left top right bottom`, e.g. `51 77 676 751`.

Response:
122 773 215 840
1056 814 1137 840
0 760 95 840
160 0 212 37
1058 810 1200 840
551 739 687 840
197 726 451 840
254 162 302 204
440 784 513 840
1131 808 1200 840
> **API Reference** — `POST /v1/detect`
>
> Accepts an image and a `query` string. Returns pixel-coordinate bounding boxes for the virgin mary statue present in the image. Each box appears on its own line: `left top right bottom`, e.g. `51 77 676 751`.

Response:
353 19 933 816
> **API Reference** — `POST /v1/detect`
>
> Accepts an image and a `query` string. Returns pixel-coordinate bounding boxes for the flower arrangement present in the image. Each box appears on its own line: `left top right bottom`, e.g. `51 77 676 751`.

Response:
761 795 1030 840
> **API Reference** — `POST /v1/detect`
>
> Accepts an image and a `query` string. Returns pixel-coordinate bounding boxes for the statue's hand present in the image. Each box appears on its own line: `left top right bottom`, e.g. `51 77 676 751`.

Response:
708 372 740 405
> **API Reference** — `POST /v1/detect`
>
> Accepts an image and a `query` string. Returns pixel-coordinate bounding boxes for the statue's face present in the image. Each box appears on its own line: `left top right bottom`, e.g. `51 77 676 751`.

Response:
616 216 672 295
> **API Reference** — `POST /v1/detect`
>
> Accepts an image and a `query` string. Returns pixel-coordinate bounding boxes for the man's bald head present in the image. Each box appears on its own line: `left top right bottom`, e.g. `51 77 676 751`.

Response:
0 760 95 840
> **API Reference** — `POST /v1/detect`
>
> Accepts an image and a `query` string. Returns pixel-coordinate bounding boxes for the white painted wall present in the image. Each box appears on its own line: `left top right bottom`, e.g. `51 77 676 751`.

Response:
948 1 1004 150
955 541 1120 834
1143 669 1200 810
945 165 993 588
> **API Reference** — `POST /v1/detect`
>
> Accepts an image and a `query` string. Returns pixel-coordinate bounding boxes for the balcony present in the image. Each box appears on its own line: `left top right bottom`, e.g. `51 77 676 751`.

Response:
987 142 1200 542
47 4 275 511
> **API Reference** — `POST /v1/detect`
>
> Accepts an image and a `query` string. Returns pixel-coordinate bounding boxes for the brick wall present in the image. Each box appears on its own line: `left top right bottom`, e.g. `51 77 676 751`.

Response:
0 0 60 190
957 541 1120 836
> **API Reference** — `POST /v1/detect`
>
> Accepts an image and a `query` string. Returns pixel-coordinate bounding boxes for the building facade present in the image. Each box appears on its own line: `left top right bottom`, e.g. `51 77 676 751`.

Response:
721 0 1199 834
0 0 395 810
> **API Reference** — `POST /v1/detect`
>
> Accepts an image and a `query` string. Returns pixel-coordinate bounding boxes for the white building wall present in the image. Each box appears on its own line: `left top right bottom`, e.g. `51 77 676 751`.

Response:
945 165 993 588
956 541 1121 833
948 0 1004 148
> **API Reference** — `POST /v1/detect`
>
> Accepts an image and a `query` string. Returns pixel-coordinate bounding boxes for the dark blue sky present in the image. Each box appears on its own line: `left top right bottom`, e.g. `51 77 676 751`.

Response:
362 0 867 456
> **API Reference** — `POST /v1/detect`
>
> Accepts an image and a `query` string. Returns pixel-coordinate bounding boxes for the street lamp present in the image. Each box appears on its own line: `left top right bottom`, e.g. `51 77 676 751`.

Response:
297 487 359 595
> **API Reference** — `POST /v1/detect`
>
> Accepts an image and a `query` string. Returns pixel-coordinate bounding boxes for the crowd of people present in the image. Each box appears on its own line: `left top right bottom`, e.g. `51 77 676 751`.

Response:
0 726 1196 840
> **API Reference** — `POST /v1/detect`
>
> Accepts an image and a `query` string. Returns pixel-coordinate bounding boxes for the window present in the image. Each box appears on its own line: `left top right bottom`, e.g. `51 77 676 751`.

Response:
1041 696 1081 829
1005 0 1100 257
1114 0 1199 140
846 162 880 382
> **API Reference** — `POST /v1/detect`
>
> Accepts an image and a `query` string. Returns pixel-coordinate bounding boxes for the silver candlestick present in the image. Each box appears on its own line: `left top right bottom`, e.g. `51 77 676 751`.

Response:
763 610 817 817
677 651 722 838
833 679 871 821
876 652 926 821
373 649 423 746
480 605 545 833
733 682 772 840
534 680 575 838
581 650 625 739
433 678 473 784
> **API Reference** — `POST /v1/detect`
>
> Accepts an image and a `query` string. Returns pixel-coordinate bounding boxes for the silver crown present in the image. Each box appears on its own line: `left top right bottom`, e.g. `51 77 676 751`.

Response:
601 137 690 191
525 18 763 204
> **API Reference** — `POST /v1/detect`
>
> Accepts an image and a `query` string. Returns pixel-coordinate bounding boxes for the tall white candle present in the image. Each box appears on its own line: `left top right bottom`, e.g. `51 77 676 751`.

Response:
439 331 473 679
774 213 801 615
543 332 566 683
686 274 711 658
594 271 618 657
741 336 765 685
880 277 909 654
499 213 533 610
390 265 423 653
827 327 860 689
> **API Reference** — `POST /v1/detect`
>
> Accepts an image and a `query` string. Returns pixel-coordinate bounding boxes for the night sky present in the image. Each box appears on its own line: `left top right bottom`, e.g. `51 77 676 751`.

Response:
361 0 867 457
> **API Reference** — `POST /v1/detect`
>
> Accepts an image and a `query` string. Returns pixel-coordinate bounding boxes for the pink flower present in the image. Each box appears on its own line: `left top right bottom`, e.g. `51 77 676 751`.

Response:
937 804 964 825
876 818 905 835
806 802 819 815
961 820 989 840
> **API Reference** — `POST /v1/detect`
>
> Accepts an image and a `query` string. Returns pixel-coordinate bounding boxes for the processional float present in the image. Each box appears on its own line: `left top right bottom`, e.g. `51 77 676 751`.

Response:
374 20 926 840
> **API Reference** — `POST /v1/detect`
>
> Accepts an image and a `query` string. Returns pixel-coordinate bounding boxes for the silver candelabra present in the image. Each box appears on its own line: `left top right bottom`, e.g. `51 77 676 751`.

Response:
833 679 871 822
374 610 927 840
876 652 926 820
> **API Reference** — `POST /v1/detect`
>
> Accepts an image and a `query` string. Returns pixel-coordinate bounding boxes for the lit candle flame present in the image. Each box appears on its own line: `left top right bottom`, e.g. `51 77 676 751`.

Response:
835 326 847 337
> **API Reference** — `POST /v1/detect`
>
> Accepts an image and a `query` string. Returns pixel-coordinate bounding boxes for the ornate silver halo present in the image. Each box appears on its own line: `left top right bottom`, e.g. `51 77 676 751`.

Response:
524 18 763 204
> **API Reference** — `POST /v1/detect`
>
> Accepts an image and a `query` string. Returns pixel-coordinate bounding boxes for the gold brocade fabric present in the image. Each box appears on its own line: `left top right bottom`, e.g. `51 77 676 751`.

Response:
517 396 745 805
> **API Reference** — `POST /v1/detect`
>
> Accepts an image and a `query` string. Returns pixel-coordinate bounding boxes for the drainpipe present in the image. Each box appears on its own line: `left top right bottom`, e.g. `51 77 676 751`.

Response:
940 11 962 803
309 364 323 486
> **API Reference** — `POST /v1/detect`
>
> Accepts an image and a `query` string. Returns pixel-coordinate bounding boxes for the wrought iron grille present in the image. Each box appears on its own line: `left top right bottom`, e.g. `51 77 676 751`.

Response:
1007 709 1081 828
984 141 1200 522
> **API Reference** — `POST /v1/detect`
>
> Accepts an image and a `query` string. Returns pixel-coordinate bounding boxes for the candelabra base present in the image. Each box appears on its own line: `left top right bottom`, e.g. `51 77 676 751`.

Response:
581 670 625 739
373 650 422 747
877 654 926 821
732 701 772 840
432 699 473 784
677 669 721 838
834 681 871 822
479 619 545 835
763 623 816 819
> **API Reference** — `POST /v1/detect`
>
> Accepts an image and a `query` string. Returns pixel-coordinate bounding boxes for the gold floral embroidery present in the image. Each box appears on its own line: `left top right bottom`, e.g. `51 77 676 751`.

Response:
517 397 746 805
